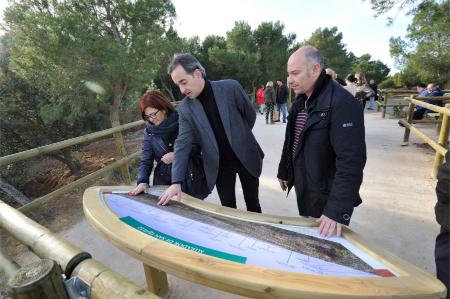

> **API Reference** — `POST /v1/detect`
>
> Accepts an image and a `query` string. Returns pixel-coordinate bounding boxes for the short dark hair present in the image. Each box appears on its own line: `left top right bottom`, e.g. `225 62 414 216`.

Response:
167 53 206 78
346 73 357 83
417 83 427 88
139 90 174 120
304 46 324 70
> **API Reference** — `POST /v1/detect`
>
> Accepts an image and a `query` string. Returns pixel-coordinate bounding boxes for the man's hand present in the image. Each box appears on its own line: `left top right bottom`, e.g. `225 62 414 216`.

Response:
161 152 174 165
158 183 181 205
316 215 342 238
128 183 149 196
278 179 288 191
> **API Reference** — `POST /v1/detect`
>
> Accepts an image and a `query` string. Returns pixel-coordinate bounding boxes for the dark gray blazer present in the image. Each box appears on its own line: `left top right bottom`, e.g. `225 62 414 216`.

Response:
172 79 264 191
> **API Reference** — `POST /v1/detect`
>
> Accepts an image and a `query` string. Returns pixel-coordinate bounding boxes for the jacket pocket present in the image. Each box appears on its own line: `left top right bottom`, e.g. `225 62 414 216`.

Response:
305 191 329 218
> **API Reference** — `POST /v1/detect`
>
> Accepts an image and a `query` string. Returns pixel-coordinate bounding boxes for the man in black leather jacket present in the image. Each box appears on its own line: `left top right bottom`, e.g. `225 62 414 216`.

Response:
277 46 366 238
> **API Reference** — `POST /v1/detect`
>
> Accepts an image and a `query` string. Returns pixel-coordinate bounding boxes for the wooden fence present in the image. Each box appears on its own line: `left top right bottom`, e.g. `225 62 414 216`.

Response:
399 98 450 178
1 120 146 213
377 89 450 118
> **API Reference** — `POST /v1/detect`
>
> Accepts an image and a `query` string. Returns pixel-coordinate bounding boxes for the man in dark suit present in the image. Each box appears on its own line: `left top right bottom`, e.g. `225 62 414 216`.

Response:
158 53 264 213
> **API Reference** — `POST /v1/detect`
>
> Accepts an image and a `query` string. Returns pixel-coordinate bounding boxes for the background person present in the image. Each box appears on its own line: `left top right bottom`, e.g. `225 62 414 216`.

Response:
355 73 374 109
256 84 265 115
368 79 378 110
413 83 444 120
264 81 276 124
344 73 358 97
276 79 288 123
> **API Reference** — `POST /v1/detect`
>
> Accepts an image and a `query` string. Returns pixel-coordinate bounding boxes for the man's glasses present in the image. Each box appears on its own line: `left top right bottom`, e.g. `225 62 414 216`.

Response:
144 110 159 120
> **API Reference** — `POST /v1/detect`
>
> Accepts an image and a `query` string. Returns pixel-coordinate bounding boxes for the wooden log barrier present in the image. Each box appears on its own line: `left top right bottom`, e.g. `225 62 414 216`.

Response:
0 200 160 299
7 259 69 299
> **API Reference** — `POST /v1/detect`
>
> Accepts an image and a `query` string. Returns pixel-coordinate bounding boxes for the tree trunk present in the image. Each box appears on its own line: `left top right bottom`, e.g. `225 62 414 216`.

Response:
158 74 176 101
110 81 131 184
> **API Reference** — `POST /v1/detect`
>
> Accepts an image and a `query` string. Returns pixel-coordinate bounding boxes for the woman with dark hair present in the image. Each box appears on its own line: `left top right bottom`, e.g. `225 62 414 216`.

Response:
355 73 374 109
129 90 179 196
129 90 209 199
344 73 358 97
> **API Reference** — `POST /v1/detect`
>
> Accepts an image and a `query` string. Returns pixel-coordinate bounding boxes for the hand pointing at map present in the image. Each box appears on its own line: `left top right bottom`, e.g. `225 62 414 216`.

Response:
158 183 182 205
317 215 342 238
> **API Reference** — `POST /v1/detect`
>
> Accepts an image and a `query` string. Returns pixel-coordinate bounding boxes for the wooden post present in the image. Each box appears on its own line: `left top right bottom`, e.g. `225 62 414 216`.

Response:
436 112 443 135
0 248 19 279
8 259 69 299
377 90 382 112
402 100 415 145
112 120 131 185
143 264 168 297
382 92 389 118
288 86 292 108
431 104 450 178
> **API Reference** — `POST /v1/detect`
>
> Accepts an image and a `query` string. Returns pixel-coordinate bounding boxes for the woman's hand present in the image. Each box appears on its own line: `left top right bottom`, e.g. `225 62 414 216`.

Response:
161 152 174 165
128 183 149 196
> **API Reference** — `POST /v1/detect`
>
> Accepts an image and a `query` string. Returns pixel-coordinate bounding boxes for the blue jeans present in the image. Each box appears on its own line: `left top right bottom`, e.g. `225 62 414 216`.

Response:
368 96 376 109
259 104 265 114
277 103 287 122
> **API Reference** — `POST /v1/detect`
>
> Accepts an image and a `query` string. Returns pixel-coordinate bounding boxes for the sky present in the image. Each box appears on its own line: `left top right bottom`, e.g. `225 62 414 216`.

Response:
0 0 413 74
171 0 413 74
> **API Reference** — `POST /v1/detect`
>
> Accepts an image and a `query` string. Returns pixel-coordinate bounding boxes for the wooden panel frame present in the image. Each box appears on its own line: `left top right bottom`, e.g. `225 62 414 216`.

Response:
83 186 446 299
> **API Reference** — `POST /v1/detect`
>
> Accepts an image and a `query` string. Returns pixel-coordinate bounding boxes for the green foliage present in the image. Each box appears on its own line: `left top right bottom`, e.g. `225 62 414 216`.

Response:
305 27 355 78
3 0 176 126
368 0 420 24
379 76 397 88
254 21 296 84
374 0 450 88
353 53 390 83
392 104 404 118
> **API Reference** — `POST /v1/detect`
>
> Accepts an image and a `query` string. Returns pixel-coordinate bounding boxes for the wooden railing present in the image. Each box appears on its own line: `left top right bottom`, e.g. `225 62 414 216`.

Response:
399 98 449 178
1 120 146 213
377 89 450 118
0 200 159 298
377 89 416 118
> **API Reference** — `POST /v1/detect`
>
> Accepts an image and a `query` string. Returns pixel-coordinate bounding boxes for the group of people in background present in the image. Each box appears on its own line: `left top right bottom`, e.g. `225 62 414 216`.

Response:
256 79 288 124
413 83 445 120
326 68 378 111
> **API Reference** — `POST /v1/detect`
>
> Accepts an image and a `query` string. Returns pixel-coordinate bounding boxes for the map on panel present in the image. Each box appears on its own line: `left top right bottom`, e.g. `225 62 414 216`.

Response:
100 190 397 277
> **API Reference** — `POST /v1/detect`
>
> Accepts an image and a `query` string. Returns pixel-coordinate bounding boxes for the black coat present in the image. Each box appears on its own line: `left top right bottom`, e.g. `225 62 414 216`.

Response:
276 83 288 104
436 150 449 230
137 111 179 185
277 71 366 225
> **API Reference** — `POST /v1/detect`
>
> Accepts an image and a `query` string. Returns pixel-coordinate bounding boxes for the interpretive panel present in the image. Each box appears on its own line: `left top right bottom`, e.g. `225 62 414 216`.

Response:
101 190 397 277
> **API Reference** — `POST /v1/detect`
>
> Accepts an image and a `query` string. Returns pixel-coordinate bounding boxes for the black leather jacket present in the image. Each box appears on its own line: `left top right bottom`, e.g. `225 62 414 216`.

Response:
278 72 366 225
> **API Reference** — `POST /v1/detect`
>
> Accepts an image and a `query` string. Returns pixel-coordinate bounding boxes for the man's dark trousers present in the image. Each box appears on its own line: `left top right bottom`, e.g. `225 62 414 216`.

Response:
216 159 261 213
435 227 449 299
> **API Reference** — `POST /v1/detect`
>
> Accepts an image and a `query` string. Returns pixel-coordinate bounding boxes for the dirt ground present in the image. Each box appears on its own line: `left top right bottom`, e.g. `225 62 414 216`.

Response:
0 128 145 298
0 111 446 298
